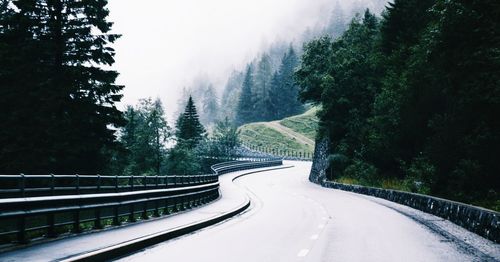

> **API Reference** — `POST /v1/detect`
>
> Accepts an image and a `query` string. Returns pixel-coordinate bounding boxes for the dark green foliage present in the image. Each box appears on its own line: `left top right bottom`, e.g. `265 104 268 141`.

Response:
209 118 241 157
165 144 201 175
236 65 256 125
269 46 304 120
252 54 273 120
176 96 206 148
235 48 306 125
108 98 170 176
296 2 500 207
0 0 123 174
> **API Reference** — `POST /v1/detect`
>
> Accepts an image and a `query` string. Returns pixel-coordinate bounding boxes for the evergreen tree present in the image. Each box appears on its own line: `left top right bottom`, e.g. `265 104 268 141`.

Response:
116 98 170 176
253 54 273 120
176 96 206 148
200 84 219 125
326 1 347 38
269 46 304 120
220 70 244 122
235 65 255 125
0 0 123 174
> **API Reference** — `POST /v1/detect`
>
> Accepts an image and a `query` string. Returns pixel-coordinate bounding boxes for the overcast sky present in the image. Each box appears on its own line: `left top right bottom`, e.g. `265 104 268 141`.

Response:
107 0 381 119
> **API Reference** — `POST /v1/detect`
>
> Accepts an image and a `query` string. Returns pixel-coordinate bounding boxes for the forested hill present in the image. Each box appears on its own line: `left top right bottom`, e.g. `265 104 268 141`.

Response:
295 0 500 210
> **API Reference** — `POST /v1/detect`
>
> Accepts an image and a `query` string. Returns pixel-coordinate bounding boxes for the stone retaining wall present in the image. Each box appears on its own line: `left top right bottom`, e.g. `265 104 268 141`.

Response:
319 180 500 243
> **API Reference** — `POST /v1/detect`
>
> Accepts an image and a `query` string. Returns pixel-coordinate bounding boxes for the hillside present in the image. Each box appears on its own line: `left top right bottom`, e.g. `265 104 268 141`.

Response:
238 107 319 155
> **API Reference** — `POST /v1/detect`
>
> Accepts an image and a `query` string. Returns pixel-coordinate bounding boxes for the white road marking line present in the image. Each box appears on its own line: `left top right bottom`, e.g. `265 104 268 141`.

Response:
318 224 324 229
310 234 319 240
297 249 309 257
321 216 327 220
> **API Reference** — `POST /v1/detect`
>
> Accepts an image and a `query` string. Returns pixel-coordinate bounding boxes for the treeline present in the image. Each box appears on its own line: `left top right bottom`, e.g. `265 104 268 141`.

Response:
0 0 123 174
212 1 388 126
234 46 304 125
296 0 500 205
108 96 240 176
0 0 240 176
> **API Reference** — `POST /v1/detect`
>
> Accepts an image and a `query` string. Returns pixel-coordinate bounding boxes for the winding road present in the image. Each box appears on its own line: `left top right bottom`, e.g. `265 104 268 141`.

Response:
117 161 499 262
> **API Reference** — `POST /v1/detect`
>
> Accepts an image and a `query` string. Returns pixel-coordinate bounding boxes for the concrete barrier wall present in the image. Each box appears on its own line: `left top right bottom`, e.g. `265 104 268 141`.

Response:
319 180 500 244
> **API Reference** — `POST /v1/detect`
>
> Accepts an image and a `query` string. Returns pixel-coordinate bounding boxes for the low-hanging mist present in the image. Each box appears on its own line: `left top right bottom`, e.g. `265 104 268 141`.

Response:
108 0 389 119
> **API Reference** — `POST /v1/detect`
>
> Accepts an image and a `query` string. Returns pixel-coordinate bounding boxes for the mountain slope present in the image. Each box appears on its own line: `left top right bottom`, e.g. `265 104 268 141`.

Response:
238 107 319 155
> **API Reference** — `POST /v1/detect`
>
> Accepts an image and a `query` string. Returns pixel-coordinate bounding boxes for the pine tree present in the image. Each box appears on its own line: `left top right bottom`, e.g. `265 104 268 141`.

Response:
235 65 255 125
326 1 347 38
176 96 206 148
0 0 123 174
253 54 273 120
270 46 303 119
220 70 244 122
201 84 219 125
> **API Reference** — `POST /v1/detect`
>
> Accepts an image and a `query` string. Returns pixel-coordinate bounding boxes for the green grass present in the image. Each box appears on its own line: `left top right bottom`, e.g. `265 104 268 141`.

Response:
239 123 313 154
279 107 320 141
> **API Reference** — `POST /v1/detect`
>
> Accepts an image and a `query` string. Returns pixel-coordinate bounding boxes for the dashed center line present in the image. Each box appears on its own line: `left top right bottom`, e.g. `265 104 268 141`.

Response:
310 234 319 240
318 224 324 229
297 249 309 257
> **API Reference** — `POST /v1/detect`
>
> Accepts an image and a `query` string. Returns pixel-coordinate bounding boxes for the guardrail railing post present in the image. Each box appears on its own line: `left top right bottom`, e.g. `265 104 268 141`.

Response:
17 216 27 244
96 174 101 193
75 174 80 195
113 204 121 226
72 208 81 233
143 175 147 190
19 173 25 198
115 175 119 193
50 174 55 196
130 175 134 191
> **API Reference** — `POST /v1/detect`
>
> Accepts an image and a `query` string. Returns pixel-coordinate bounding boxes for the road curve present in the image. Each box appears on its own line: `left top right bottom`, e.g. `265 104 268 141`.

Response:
117 161 500 262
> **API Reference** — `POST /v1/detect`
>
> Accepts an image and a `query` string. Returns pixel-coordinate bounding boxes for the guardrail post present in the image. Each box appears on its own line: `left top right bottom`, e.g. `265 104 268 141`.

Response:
47 173 57 238
130 175 134 191
141 200 149 220
95 175 103 229
129 202 136 222
96 174 101 193
19 173 25 198
17 216 27 244
115 175 119 193
50 174 55 196
143 175 147 190
113 204 121 226
72 209 82 233
155 175 159 189
75 174 80 195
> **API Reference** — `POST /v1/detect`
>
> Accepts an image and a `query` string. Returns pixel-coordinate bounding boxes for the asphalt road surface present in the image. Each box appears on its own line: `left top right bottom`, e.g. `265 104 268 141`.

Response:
117 161 500 262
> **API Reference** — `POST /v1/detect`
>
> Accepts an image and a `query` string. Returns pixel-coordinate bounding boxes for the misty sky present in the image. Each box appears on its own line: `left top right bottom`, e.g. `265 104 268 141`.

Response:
107 0 381 118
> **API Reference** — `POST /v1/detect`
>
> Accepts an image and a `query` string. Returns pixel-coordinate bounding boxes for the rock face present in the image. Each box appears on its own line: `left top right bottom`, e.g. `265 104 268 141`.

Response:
319 180 500 244
309 137 330 183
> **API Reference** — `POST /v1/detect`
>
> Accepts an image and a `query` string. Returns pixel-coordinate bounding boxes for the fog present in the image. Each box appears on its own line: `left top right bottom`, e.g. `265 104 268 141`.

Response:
107 0 388 119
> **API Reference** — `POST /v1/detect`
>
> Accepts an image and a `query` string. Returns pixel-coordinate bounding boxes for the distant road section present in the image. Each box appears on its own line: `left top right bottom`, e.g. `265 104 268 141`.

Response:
118 161 499 262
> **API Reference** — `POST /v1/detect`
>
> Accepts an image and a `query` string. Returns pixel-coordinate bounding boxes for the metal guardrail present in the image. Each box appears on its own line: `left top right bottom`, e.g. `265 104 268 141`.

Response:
0 158 283 245
211 159 283 175
0 174 217 198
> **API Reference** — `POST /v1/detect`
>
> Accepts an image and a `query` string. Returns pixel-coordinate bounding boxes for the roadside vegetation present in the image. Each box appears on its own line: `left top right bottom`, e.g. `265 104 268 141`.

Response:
279 107 319 141
239 123 313 155
295 1 500 211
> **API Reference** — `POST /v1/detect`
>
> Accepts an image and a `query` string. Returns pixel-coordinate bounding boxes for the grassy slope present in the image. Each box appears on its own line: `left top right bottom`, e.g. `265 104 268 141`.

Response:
238 107 319 155
279 107 319 141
